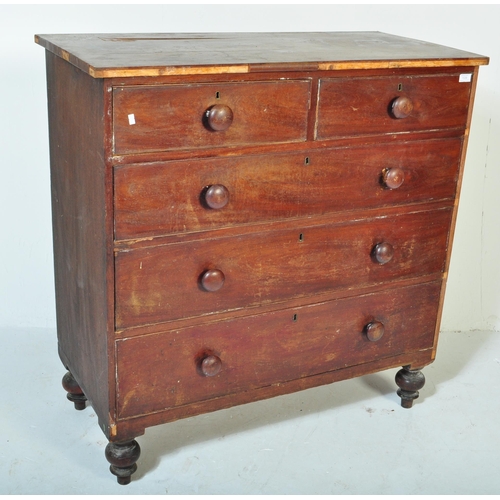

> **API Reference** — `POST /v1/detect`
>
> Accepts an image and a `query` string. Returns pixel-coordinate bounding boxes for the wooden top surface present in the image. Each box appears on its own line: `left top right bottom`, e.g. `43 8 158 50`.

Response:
35 32 489 78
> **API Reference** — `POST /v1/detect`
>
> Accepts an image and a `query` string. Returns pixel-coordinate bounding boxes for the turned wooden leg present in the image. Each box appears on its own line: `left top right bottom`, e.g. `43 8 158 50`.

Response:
395 366 425 408
105 440 141 485
62 371 87 410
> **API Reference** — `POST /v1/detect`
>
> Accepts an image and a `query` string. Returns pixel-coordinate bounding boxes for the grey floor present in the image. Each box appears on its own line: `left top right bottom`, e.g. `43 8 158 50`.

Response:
1 327 499 495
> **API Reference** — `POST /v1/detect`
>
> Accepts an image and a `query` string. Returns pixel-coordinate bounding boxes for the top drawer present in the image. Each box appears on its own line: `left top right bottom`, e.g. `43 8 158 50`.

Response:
316 73 472 139
113 80 311 155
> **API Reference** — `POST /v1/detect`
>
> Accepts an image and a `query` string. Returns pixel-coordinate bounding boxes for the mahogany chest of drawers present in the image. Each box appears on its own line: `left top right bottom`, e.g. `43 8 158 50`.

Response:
35 32 488 484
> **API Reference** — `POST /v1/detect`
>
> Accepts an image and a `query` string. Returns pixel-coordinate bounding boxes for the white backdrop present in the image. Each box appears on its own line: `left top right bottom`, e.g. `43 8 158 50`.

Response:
1 4 498 332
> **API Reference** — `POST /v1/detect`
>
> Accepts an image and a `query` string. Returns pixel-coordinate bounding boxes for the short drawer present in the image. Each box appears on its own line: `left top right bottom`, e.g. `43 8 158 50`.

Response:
114 138 462 240
316 73 472 139
113 80 311 154
116 280 441 418
115 208 452 329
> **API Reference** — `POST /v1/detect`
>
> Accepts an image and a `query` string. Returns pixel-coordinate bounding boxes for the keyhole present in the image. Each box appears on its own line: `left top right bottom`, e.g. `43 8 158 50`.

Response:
299 233 304 242
215 91 221 99
398 83 403 91
293 313 298 322
304 157 310 166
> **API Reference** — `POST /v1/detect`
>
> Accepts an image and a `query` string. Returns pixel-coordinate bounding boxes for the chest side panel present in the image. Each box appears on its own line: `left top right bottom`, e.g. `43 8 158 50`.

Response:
46 52 112 425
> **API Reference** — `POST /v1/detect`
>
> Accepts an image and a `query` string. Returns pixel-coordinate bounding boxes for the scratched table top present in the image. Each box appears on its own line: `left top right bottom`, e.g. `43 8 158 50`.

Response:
35 31 489 78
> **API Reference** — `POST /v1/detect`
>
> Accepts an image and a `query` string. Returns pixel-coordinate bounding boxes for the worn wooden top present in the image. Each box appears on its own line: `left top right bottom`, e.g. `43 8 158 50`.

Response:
35 32 489 78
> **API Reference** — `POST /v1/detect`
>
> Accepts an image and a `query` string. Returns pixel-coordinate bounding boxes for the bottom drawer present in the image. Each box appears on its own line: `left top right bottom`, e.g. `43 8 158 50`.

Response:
116 281 441 419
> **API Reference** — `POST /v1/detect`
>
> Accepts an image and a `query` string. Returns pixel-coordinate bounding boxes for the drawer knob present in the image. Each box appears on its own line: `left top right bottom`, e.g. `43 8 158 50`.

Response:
205 184 230 209
391 96 413 119
365 321 385 342
206 104 234 131
201 269 225 292
383 167 405 189
201 355 222 377
372 242 394 264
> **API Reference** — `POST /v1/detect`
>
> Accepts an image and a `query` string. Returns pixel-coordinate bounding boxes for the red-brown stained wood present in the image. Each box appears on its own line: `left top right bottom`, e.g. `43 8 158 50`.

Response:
46 52 112 426
316 74 472 139
114 207 452 329
432 66 482 356
113 346 435 439
34 33 489 79
114 138 461 240
116 280 441 418
37 31 489 480
112 80 311 154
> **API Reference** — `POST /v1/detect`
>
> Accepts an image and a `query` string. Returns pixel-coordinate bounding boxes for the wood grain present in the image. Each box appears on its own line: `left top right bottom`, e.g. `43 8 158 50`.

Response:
112 80 311 154
431 65 482 357
110 346 435 439
35 32 489 78
116 280 441 418
114 138 462 240
115 207 452 329
316 73 472 139
46 52 112 428
37 32 488 469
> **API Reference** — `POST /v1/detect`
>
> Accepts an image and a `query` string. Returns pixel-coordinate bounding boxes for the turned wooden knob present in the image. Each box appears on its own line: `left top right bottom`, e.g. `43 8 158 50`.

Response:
206 104 234 131
200 269 225 292
205 184 229 209
201 355 222 377
383 167 405 189
365 321 385 342
391 96 413 119
372 242 394 264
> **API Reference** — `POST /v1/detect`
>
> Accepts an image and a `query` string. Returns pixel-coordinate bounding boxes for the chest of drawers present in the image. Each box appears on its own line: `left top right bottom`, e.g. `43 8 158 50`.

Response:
35 32 488 484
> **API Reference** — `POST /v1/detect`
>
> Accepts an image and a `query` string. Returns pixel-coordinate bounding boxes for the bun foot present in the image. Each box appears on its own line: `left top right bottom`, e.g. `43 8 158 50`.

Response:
395 366 425 408
62 371 87 410
105 440 141 485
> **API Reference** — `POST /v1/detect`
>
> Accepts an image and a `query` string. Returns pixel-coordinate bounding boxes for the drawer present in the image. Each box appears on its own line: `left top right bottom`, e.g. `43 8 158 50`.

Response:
116 280 441 418
114 138 462 240
316 74 472 139
113 80 311 154
115 208 452 329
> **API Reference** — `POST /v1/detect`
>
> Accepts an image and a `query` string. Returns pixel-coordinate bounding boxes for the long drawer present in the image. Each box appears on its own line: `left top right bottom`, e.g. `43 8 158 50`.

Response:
116 280 441 418
114 138 462 240
316 73 472 139
115 207 452 329
113 80 311 154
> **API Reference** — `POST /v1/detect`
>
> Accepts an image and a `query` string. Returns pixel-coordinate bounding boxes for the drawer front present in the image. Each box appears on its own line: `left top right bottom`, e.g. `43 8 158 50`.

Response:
114 138 461 240
113 80 311 154
116 281 441 418
115 208 452 329
316 74 471 139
